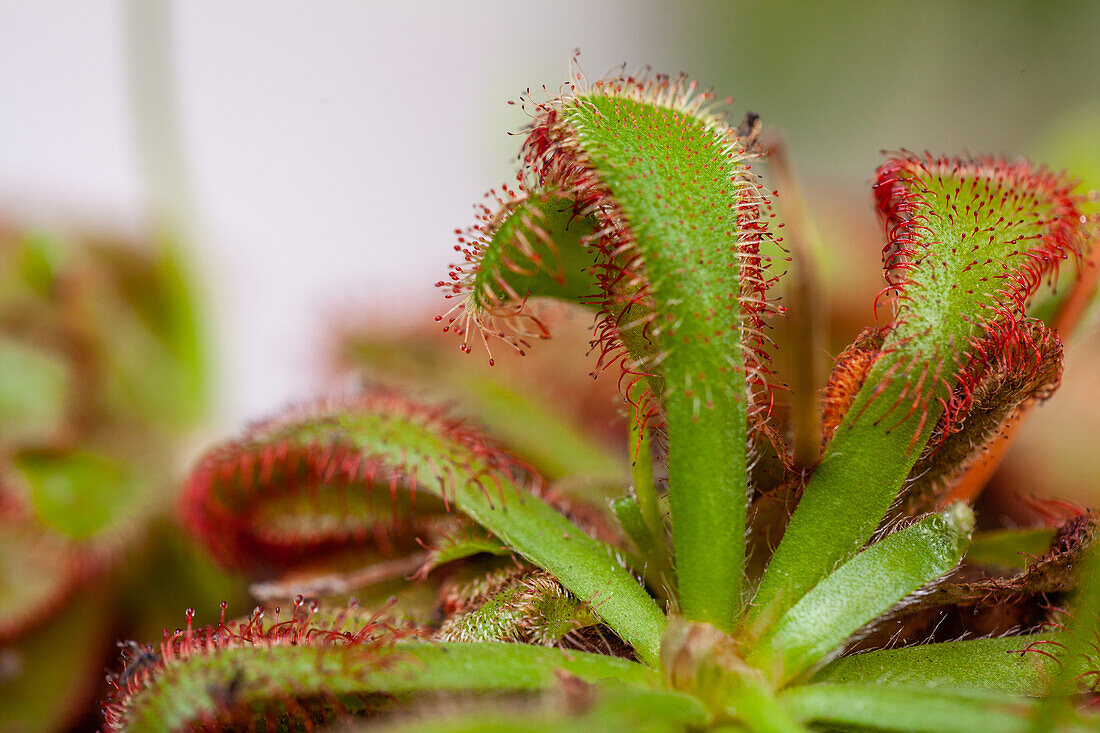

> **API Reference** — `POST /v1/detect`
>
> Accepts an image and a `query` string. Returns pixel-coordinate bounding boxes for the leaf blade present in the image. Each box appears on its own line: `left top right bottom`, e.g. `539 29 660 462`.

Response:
748 505 973 682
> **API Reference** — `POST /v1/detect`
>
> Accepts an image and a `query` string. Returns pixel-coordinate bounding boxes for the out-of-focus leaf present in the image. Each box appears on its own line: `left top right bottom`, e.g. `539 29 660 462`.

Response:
0 587 112 733
0 336 70 445
373 684 709 733
966 527 1059 573
0 528 78 642
14 450 142 541
336 319 625 485
180 391 666 665
86 240 207 427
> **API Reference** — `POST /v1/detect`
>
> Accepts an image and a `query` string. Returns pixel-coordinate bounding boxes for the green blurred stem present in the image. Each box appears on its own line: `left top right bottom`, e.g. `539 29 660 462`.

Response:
628 382 661 543
463 374 622 482
727 682 810 733
764 136 824 468
127 0 192 234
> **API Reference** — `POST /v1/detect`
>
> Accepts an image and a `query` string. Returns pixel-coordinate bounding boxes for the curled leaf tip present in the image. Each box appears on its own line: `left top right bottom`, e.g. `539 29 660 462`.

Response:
178 389 539 570
873 151 1091 326
437 68 782 418
844 151 1092 449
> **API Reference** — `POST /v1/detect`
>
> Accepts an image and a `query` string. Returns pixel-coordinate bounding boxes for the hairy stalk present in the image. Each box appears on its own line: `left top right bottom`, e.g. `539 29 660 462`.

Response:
443 72 775 628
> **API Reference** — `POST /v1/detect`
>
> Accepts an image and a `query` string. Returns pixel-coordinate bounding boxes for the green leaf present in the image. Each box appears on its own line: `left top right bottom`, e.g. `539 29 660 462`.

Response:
181 393 666 665
781 684 1036 733
811 634 1072 695
107 624 658 733
1030 535 1100 730
443 74 776 628
753 154 1091 621
0 335 69 444
748 504 973 682
463 193 599 313
557 85 770 629
0 587 113 732
15 450 143 541
439 191 602 362
365 431 666 664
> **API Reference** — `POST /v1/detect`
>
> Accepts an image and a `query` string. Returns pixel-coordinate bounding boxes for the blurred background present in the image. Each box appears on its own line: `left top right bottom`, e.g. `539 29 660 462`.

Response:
2 0 1097 430
0 2 1098 729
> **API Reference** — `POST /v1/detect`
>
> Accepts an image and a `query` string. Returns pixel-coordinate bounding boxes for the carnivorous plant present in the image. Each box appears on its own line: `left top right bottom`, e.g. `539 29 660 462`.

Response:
103 65 1100 732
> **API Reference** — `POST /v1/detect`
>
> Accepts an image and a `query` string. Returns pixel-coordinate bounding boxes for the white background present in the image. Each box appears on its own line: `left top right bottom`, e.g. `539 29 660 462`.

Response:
0 1 687 429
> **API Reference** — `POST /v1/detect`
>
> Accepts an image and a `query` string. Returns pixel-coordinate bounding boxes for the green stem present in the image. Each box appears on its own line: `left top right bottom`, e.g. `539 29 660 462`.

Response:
628 382 661 546
666 375 747 630
727 682 810 733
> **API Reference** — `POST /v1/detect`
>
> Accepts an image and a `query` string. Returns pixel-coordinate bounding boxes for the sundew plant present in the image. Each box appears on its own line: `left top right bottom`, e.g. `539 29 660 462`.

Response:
101 65 1100 732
